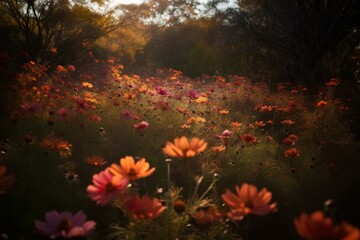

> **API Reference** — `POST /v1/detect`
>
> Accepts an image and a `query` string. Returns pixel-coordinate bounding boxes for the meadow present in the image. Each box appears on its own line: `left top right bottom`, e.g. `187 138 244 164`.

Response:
0 57 359 239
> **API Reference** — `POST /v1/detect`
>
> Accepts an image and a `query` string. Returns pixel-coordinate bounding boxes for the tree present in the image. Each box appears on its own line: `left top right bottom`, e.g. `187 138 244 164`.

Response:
220 0 360 84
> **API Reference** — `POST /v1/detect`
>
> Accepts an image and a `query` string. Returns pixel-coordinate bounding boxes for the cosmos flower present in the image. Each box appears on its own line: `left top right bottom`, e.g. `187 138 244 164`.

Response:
317 100 328 108
109 156 155 181
188 90 200 100
133 121 149 130
284 148 301 157
294 211 360 240
154 86 170 96
87 169 128 205
21 102 43 114
240 134 259 144
281 119 296 125
162 136 207 158
40 135 72 158
221 183 277 220
85 156 107 166
123 195 165 220
35 210 96 238
0 166 16 194
191 207 223 228
55 107 71 121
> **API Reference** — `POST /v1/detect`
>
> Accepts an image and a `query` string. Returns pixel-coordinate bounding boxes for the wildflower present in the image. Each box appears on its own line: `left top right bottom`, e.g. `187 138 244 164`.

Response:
254 121 266 127
326 78 340 86
163 136 207 158
0 166 15 194
221 183 277 220
222 129 232 138
154 86 170 96
212 145 226 152
87 169 128 206
281 119 295 125
124 195 165 220
284 148 300 157
109 156 155 181
68 65 75 71
85 156 107 166
64 171 78 182
230 122 242 128
90 114 102 123
82 82 93 88
265 135 274 142
55 107 71 121
281 137 296 146
317 100 328 108
219 109 229 115
35 210 96 238
133 121 149 130
180 124 191 129
240 134 259 145
40 136 72 158
294 211 360 240
188 90 200 100
191 207 223 228
120 109 134 119
56 65 68 73
21 102 42 114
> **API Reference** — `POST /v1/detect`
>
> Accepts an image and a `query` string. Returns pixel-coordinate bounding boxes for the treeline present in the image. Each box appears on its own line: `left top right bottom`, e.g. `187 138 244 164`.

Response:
1 0 360 85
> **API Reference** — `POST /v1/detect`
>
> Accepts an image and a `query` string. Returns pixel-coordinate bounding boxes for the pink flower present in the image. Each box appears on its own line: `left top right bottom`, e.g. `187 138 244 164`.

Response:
120 109 133 119
87 169 128 205
90 114 102 123
134 121 149 130
188 90 200 100
21 102 42 114
154 86 170 96
35 210 96 238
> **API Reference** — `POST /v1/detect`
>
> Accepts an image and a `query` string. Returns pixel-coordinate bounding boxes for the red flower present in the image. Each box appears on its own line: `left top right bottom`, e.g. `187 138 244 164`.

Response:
124 195 165 220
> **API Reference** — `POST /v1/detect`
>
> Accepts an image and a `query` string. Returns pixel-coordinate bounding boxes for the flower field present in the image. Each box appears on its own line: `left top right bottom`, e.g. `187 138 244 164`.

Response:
0 57 359 239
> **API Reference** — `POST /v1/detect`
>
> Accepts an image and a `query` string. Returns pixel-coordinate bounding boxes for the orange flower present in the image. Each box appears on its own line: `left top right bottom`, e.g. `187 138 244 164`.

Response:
294 211 360 240
230 121 242 128
85 156 107 166
40 136 72 158
109 156 155 181
191 207 223 228
221 183 277 220
317 100 328 108
219 109 229 115
0 166 16 194
254 121 266 127
124 195 165 220
281 119 295 125
212 145 226 152
162 136 207 158
82 82 93 88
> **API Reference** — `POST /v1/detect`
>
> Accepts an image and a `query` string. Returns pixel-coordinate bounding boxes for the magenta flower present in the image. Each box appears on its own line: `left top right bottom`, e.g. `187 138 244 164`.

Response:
154 86 170 96
87 169 128 206
188 90 200 100
35 210 96 238
120 109 133 119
